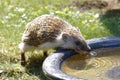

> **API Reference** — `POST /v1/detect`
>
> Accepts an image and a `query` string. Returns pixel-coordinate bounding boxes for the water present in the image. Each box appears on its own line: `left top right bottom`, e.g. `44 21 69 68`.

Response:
62 48 120 80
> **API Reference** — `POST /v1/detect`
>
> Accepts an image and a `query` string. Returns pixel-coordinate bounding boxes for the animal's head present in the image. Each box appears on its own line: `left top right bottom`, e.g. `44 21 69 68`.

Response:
61 33 91 53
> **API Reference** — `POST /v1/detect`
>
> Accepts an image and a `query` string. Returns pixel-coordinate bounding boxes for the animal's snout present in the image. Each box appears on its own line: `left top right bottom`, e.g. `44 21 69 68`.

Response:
81 44 91 52
86 47 91 52
82 45 93 58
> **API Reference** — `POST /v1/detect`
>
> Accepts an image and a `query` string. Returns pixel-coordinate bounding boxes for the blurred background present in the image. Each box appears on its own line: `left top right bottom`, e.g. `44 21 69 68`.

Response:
0 0 120 80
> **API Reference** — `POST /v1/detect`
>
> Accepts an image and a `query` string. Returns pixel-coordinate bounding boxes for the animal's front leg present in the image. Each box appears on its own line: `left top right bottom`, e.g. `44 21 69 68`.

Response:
43 51 48 57
21 52 27 66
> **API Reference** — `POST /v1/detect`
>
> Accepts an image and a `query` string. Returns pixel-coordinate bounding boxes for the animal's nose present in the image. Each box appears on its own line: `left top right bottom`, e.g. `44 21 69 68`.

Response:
81 45 91 52
86 48 92 52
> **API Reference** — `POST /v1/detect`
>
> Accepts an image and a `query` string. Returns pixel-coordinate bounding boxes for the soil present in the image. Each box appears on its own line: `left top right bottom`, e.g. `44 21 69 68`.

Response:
71 0 120 11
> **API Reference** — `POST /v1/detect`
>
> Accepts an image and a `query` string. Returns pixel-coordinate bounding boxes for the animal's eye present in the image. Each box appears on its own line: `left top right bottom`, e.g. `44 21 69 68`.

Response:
75 41 81 46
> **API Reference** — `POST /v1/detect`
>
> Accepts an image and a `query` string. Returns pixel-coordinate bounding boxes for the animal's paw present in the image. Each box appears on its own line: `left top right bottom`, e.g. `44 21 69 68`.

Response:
21 61 27 66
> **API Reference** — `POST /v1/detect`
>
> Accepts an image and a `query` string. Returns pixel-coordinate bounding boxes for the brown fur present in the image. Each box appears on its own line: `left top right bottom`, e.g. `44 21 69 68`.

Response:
22 15 83 46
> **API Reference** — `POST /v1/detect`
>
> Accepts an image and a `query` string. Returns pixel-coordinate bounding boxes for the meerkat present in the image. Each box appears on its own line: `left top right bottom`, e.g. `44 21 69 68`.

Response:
19 14 91 66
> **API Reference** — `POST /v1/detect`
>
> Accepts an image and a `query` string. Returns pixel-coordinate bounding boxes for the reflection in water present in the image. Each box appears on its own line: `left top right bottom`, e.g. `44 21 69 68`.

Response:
62 48 120 80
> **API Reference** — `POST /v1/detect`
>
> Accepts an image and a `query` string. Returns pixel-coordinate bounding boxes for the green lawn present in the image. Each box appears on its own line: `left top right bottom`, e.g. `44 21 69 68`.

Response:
0 0 120 80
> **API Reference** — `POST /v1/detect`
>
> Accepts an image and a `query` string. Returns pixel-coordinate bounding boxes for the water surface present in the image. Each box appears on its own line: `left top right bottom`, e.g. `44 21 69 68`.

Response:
62 48 120 80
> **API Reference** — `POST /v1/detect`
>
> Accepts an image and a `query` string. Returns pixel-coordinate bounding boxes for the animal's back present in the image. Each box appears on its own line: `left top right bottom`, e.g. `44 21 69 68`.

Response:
22 15 76 46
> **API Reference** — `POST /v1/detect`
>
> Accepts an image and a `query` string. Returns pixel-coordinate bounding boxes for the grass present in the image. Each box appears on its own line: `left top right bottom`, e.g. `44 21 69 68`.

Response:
0 0 120 80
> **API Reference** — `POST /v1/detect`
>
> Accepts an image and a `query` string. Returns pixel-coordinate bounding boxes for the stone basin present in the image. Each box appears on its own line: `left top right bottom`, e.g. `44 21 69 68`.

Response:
42 36 120 80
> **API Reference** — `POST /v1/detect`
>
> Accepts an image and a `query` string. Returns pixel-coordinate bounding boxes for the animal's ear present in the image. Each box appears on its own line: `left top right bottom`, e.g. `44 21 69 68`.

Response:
62 33 69 41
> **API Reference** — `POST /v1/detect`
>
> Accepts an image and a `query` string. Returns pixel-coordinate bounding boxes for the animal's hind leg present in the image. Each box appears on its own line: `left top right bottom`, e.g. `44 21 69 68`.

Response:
21 52 27 66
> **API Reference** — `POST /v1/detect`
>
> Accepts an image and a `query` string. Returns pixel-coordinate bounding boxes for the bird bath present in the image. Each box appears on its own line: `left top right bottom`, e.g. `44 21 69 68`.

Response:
42 36 120 80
